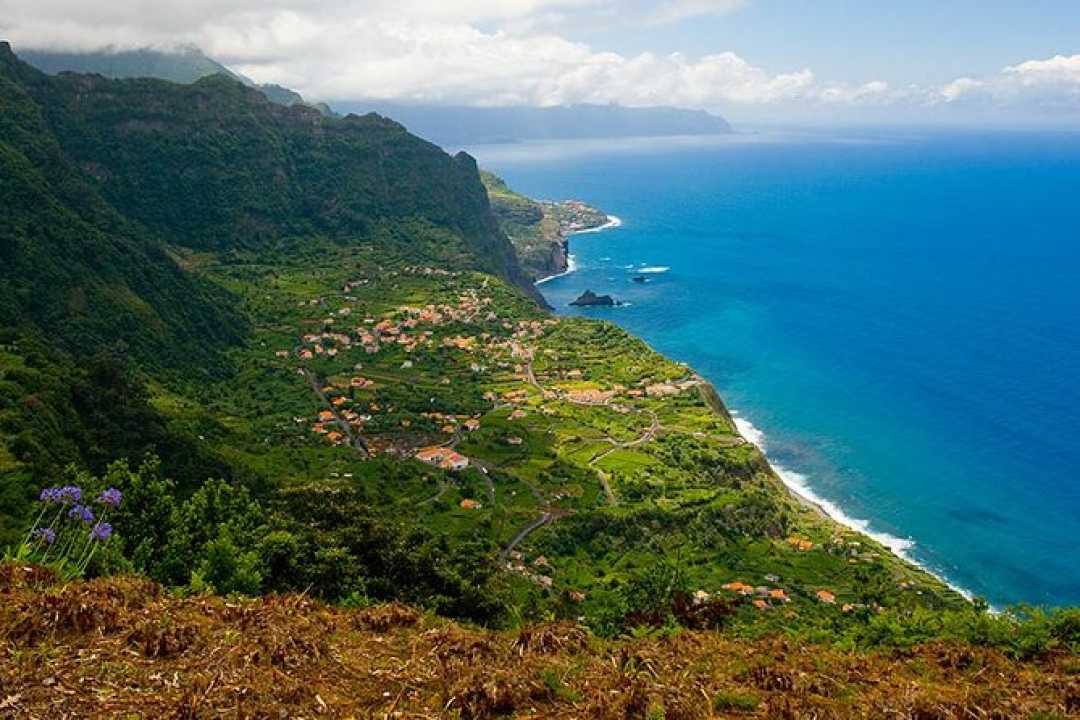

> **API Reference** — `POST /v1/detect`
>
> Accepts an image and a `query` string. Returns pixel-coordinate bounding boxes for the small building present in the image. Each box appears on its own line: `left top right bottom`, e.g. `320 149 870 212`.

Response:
460 498 481 510
318 410 335 422
463 418 481 432
721 581 755 596
415 446 469 472
506 436 524 446
816 590 837 605
509 409 527 420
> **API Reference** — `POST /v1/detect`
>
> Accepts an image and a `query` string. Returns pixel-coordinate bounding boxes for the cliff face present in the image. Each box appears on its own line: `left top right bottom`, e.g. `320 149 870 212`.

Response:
481 171 609 282
2 43 541 303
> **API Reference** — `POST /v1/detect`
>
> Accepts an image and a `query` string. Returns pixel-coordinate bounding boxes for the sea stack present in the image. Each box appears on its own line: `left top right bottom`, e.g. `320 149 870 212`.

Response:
570 290 618 307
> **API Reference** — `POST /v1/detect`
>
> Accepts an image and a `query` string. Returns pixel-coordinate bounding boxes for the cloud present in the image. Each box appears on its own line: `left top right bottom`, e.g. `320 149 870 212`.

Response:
930 54 1080 112
648 0 747 25
1003 54 1080 85
2 0 1080 120
939 77 985 103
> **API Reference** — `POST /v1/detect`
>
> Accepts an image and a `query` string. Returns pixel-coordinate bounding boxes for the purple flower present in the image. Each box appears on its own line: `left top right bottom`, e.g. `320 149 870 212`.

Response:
32 527 56 546
68 504 95 524
58 486 82 504
97 488 122 508
39 487 61 504
89 522 112 542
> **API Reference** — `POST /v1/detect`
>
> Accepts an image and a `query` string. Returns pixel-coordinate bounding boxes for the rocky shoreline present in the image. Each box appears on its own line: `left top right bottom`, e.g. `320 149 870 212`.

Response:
481 170 614 283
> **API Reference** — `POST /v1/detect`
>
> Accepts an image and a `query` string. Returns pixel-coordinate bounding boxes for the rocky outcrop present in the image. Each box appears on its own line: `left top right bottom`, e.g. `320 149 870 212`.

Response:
570 290 619 307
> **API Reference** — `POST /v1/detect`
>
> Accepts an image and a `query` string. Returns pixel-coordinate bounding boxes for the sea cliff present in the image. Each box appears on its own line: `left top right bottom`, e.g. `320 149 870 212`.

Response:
481 170 613 282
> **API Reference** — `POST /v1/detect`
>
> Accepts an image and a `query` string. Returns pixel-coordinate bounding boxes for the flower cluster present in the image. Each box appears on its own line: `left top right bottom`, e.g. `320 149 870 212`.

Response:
39 485 82 504
32 527 56 546
17 484 122 578
98 488 123 508
68 504 95 524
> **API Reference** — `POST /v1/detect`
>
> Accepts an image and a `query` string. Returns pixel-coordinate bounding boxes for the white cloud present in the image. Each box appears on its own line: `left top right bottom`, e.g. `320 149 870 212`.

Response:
939 77 985 103
648 0 746 25
3 0 1080 120
1003 54 1080 86
929 54 1080 112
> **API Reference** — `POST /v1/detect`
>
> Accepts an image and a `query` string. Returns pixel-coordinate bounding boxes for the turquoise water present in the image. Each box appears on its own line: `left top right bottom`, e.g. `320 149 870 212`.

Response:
469 129 1080 607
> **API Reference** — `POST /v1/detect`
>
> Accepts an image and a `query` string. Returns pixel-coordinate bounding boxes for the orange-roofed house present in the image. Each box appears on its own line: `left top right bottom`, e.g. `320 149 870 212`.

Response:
415 447 469 472
769 589 789 602
318 410 335 422
464 419 481 431
721 582 755 596
816 590 836 604
460 498 481 510
752 599 769 610
439 451 469 472
326 431 344 444
415 447 447 465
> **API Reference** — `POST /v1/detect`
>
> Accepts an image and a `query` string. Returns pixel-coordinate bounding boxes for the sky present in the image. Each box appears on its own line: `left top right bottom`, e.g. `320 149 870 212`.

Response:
2 0 1080 125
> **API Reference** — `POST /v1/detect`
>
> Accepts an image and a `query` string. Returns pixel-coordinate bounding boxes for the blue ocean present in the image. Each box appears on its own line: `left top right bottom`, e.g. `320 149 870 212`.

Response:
469 128 1080 608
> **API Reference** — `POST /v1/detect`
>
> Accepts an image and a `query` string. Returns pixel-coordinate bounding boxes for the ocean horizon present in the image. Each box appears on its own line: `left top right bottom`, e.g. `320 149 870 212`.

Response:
470 127 1080 608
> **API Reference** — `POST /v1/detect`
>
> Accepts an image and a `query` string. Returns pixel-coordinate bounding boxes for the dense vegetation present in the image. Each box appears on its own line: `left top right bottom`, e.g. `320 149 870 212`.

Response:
4 43 536 306
0 43 1076 713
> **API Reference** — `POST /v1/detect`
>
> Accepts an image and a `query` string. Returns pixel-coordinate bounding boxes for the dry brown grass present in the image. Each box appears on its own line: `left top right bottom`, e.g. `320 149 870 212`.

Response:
0 567 1076 719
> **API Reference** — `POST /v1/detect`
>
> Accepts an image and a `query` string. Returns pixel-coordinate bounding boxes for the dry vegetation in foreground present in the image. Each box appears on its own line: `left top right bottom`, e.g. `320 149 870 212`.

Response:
0 565 1076 719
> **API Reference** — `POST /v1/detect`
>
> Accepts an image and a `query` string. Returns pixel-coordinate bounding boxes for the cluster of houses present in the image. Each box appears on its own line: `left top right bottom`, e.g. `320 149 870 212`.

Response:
414 446 470 472
717 581 792 611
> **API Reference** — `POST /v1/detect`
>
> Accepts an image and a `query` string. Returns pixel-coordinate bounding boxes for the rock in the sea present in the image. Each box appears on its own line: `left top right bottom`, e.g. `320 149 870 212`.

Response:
570 290 618 307
631 276 648 283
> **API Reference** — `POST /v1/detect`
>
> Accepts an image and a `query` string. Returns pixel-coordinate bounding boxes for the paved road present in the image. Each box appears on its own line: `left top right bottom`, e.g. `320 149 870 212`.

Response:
303 369 370 456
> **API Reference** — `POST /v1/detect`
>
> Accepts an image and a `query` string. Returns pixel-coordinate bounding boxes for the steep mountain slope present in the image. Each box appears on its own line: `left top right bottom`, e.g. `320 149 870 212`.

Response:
0 43 245 371
19 46 333 114
2 45 538 302
18 46 237 85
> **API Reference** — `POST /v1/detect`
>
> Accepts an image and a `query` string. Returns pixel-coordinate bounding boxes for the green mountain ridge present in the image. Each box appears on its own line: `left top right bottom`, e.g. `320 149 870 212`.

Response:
18 45 334 115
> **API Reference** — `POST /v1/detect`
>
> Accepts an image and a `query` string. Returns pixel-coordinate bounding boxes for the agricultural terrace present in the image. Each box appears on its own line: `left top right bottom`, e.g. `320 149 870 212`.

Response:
159 244 966 634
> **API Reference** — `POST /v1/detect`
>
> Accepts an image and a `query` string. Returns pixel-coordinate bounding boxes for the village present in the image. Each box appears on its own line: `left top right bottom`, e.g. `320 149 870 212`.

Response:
236 260 935 619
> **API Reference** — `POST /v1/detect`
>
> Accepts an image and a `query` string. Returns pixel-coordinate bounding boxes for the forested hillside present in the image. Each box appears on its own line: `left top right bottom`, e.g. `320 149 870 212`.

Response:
2 44 536 304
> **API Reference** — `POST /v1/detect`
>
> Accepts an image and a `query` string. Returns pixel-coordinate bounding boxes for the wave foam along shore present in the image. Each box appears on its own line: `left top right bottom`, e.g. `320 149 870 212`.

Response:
573 214 623 234
732 414 976 602
534 215 621 285
534 254 578 285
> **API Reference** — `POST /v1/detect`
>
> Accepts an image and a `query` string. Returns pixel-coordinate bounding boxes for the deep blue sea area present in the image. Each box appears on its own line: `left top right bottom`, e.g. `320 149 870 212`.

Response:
468 128 1080 607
